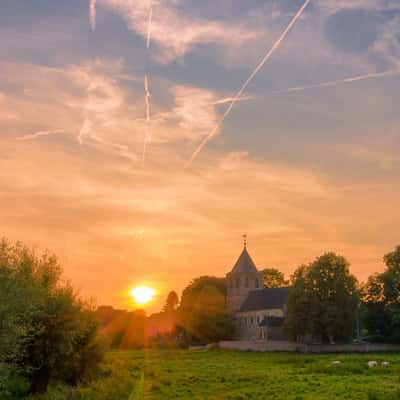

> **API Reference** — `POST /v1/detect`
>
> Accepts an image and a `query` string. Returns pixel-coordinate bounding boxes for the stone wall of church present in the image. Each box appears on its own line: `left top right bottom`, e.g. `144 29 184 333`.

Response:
234 308 285 340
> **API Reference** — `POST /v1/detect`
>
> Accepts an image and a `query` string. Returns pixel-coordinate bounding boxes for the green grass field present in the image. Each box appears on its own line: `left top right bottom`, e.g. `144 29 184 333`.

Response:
35 350 400 400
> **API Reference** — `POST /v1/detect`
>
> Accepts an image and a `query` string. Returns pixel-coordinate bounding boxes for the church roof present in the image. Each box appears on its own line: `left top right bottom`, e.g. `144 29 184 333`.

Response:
230 247 258 274
238 287 289 312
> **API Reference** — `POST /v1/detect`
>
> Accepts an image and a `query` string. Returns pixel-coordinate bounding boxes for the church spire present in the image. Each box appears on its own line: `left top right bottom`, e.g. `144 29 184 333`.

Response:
243 234 247 249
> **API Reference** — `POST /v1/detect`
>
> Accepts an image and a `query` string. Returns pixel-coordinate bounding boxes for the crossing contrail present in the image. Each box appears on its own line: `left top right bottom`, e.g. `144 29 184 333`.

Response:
185 0 311 168
90 0 97 31
271 69 400 95
142 73 152 166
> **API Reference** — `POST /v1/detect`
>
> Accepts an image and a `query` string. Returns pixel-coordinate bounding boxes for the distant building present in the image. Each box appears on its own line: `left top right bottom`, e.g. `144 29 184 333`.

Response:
226 241 289 341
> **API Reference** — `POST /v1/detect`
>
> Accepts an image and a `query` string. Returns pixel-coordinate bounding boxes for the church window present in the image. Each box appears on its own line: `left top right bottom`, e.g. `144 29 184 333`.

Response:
250 317 254 325
245 277 249 288
255 278 259 288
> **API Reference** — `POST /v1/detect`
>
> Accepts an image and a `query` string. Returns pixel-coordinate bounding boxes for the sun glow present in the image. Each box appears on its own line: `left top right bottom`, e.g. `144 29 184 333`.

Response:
130 286 156 305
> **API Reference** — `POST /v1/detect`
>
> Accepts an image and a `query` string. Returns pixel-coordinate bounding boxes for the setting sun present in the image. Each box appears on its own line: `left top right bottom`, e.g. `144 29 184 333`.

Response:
130 287 156 305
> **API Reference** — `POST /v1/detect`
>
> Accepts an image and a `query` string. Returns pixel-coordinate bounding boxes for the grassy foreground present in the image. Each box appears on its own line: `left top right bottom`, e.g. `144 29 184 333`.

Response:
33 350 400 400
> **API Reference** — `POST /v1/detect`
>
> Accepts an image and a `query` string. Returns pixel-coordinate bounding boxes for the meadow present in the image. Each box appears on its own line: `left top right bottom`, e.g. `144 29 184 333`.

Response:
31 350 400 400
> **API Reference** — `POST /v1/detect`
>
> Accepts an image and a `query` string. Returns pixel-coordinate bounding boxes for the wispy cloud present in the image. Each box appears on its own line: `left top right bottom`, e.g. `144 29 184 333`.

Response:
185 0 311 168
99 0 259 61
78 118 93 146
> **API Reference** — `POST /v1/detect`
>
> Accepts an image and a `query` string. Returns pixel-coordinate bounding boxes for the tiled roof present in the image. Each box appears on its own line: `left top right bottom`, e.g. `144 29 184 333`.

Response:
239 287 289 312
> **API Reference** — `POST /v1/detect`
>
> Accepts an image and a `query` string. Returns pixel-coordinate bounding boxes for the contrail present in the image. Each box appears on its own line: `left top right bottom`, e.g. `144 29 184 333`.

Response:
17 130 61 141
142 73 152 166
142 1 154 167
213 95 255 105
90 0 97 31
271 69 400 95
146 3 153 49
185 0 311 168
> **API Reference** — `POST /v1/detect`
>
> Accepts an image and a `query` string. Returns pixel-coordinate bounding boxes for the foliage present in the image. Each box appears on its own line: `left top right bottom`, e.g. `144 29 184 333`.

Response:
261 268 289 288
176 277 232 345
179 276 227 313
0 239 105 396
285 252 360 343
361 245 400 342
29 350 400 400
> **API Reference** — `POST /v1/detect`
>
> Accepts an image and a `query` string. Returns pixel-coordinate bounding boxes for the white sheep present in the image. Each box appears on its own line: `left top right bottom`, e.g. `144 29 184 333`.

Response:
381 362 390 368
332 360 341 366
367 361 378 368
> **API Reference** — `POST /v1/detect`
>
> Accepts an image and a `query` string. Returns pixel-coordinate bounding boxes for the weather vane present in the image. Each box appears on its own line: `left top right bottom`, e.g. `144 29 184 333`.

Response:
243 234 247 248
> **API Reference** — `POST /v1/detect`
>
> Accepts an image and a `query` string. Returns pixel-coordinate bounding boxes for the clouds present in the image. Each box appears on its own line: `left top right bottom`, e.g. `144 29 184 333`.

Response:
1 0 400 310
0 59 225 165
97 0 259 62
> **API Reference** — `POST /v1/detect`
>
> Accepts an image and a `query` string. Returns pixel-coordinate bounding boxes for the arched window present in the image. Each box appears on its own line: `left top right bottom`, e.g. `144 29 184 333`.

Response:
255 278 259 288
250 317 254 325
236 278 240 288
245 277 249 288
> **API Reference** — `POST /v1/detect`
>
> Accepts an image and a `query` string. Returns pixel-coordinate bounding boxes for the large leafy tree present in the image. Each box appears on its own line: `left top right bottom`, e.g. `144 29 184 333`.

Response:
0 239 104 395
362 246 400 342
261 268 289 288
176 276 232 345
285 253 359 343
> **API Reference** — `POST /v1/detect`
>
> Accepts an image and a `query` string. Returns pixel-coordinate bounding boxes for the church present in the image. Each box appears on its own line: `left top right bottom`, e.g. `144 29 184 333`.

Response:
226 240 289 341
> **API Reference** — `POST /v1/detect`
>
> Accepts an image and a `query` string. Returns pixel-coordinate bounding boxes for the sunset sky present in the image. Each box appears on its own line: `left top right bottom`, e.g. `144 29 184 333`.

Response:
1 0 399 312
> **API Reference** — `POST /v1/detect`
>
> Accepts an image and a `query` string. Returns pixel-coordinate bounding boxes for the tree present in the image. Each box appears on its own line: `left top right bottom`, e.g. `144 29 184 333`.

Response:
0 239 104 395
285 253 359 344
176 276 232 345
179 276 226 314
361 246 400 342
163 291 179 313
261 268 289 288
284 265 311 341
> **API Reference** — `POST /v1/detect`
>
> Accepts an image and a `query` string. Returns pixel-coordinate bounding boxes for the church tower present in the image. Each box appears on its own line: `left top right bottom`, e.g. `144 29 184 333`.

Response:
226 236 264 314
